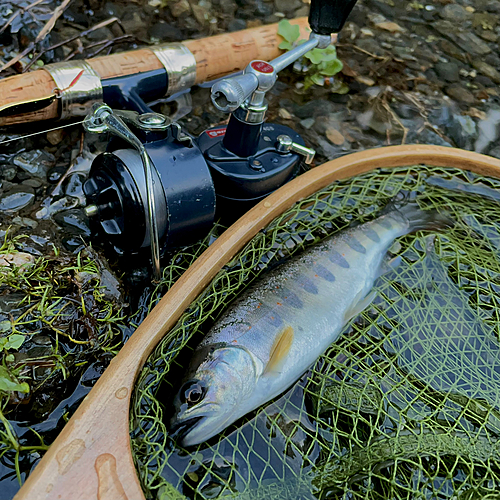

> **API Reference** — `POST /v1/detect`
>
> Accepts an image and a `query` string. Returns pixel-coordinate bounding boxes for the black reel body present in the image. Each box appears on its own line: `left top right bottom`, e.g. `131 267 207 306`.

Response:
84 124 216 255
197 122 303 219
83 115 307 257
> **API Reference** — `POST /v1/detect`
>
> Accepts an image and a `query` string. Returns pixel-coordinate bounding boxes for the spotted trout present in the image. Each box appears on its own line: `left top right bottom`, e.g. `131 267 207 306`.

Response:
171 203 450 446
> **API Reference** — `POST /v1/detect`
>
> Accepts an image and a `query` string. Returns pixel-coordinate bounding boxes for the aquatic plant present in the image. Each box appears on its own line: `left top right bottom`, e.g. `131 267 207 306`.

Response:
0 234 128 485
277 19 345 91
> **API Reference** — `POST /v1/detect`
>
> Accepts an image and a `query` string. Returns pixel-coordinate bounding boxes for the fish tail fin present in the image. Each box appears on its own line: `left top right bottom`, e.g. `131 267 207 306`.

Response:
388 201 454 234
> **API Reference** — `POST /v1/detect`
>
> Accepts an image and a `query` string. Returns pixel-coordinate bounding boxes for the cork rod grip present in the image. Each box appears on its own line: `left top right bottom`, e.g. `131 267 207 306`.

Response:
0 18 310 127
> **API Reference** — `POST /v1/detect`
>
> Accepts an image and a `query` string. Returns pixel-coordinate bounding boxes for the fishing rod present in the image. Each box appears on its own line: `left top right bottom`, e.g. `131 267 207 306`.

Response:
0 18 311 126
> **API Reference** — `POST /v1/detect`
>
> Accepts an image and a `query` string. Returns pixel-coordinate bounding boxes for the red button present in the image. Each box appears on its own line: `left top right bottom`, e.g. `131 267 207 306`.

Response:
251 61 274 74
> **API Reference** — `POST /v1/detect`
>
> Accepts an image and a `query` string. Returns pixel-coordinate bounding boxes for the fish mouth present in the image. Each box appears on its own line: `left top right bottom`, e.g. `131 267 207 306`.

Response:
169 416 204 444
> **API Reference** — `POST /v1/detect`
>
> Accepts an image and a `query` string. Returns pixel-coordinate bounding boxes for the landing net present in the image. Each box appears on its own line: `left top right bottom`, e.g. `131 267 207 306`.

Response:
131 165 500 500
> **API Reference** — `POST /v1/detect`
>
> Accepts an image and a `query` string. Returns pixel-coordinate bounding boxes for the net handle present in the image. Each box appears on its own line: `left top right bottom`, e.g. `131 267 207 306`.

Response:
15 145 500 500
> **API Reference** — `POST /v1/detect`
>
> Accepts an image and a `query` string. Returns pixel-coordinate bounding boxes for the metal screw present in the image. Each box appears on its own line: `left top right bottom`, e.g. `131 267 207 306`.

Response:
138 113 167 128
85 204 98 217
250 159 263 170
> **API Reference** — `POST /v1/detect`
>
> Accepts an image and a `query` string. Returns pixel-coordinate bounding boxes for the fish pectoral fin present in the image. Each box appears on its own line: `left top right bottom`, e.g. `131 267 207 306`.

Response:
378 255 402 278
263 325 294 376
344 290 376 323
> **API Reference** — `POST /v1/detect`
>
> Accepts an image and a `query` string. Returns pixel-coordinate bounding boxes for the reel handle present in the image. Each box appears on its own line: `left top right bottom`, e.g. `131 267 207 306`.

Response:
309 0 358 35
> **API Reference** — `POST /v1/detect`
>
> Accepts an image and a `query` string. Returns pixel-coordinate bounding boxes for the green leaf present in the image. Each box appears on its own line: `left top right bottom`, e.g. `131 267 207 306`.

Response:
0 366 29 393
0 320 11 333
311 73 325 86
320 59 343 76
5 334 25 350
304 48 325 65
278 41 293 51
277 19 300 44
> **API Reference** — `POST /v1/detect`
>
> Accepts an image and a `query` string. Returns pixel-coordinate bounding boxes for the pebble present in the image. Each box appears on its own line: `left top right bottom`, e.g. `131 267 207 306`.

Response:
434 62 460 83
472 60 500 84
326 128 345 145
12 216 38 229
35 196 79 220
475 108 500 153
0 164 17 181
0 188 35 213
0 252 35 270
169 0 190 17
13 150 55 179
22 178 43 189
148 21 182 41
300 118 315 130
440 4 471 22
445 84 476 105
278 108 293 120
53 209 91 237
228 18 247 31
447 114 477 149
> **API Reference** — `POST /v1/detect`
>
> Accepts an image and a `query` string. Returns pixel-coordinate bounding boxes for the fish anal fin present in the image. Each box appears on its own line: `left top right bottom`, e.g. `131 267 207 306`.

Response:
344 290 376 323
264 326 294 376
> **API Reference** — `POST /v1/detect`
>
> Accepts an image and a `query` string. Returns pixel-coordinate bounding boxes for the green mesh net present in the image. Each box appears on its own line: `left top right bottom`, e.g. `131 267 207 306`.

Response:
130 165 500 500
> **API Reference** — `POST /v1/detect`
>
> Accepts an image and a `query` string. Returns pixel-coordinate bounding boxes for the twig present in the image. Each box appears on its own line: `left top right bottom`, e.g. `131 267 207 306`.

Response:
84 34 136 59
23 16 123 71
0 0 73 73
0 0 48 36
34 0 72 44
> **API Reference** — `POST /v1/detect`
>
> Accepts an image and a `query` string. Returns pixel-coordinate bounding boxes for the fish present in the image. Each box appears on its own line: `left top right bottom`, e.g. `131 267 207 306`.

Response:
171 203 451 446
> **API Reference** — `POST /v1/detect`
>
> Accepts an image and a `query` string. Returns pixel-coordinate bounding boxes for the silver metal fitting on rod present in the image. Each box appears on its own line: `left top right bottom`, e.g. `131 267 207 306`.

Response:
210 32 333 117
83 103 162 281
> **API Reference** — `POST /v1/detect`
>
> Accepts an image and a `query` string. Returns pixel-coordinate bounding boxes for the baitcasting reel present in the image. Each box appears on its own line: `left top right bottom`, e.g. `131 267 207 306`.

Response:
83 0 356 279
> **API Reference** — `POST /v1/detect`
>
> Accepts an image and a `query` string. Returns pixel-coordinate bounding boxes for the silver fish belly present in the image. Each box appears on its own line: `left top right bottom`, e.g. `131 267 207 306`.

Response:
171 205 448 446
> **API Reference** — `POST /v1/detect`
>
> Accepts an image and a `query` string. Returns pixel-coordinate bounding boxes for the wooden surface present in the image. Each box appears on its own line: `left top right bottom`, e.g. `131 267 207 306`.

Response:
13 145 500 500
0 18 309 126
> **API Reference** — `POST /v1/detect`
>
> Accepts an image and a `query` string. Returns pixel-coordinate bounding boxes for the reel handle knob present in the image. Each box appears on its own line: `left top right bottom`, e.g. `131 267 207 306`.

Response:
309 0 358 35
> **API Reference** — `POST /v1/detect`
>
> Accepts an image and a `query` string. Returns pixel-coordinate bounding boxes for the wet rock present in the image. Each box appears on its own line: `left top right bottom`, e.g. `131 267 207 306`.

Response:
455 32 492 56
35 196 79 220
148 21 183 41
0 187 35 214
447 114 477 150
475 108 500 153
445 84 476 105
475 74 495 87
121 11 145 35
0 252 35 270
47 165 67 184
65 173 86 205
274 0 301 15
169 0 190 17
472 60 500 84
13 150 55 179
12 216 37 229
0 164 17 181
22 178 43 189
30 235 49 247
290 99 337 119
53 209 91 237
440 4 471 23
300 118 315 129
228 18 247 31
0 293 25 314
356 109 392 136
62 236 86 254
434 62 460 83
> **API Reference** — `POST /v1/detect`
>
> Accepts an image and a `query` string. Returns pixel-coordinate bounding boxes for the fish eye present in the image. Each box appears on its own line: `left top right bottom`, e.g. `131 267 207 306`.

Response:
181 380 206 406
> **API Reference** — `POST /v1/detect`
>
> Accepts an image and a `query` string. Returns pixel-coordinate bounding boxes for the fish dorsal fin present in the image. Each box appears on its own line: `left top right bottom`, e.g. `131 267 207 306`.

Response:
263 326 294 376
